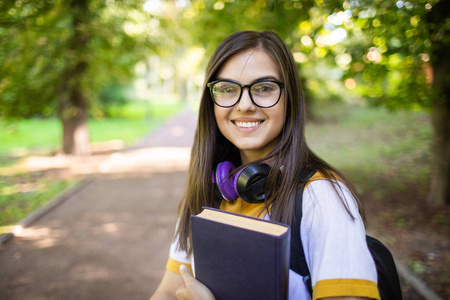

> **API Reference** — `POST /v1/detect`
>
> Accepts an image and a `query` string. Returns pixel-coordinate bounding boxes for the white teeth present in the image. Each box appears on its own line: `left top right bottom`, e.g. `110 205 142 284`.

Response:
235 121 261 128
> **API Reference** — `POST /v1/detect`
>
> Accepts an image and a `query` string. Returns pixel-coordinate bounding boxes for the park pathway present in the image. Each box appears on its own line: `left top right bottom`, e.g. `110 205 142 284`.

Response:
0 108 197 300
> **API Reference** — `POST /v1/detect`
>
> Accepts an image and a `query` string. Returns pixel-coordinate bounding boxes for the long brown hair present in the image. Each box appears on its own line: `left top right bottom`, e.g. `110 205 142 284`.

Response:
176 31 364 255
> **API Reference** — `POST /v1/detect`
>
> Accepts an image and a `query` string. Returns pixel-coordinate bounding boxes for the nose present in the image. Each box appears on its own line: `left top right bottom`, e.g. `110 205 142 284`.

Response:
236 88 256 112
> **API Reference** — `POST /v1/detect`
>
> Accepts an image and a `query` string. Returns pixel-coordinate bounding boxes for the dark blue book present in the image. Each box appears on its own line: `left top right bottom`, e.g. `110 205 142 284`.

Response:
191 207 290 300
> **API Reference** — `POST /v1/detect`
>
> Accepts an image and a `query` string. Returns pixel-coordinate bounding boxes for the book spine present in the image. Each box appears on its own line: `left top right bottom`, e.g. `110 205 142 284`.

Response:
276 230 290 300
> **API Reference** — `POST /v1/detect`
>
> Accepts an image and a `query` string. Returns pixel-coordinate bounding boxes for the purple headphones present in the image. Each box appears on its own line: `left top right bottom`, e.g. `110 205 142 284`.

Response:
213 161 271 203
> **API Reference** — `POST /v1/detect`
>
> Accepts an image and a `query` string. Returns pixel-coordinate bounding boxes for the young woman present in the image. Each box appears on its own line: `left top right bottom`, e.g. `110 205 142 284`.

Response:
151 31 380 300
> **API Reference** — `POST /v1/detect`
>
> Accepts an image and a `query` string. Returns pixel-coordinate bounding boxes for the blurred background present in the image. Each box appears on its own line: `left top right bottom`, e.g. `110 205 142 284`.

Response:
0 0 449 299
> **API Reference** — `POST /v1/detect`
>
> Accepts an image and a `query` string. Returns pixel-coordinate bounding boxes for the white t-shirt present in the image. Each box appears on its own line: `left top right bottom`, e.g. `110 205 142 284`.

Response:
166 177 380 300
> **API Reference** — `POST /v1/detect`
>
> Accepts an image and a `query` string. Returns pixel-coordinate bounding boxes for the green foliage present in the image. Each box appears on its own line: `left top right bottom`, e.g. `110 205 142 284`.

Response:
0 0 156 119
98 82 131 113
319 0 447 110
349 2 429 108
3 0 446 119
180 0 314 55
176 0 447 112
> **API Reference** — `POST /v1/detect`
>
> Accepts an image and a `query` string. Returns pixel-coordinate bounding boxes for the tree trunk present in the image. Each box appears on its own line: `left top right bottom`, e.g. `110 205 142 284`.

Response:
429 61 450 206
427 1 450 206
58 72 91 155
58 0 91 156
429 98 450 206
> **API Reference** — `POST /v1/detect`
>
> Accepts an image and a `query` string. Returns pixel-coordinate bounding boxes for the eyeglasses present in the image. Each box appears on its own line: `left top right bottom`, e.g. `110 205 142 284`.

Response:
207 79 285 108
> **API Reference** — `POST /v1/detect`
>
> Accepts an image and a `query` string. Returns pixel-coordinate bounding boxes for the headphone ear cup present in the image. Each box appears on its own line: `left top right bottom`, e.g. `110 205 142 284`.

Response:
215 161 239 201
236 164 271 203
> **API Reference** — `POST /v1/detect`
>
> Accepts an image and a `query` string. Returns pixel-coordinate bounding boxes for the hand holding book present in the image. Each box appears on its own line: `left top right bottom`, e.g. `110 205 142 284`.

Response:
176 264 215 300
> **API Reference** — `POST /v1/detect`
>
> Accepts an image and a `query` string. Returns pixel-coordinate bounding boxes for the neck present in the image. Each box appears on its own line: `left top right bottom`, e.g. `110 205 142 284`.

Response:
239 150 275 166
239 151 261 165
239 139 280 165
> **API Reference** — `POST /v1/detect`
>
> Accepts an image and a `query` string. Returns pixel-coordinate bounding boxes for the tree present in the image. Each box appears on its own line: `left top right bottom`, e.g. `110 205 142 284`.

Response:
323 0 449 206
0 0 156 155
427 1 450 206
58 0 91 155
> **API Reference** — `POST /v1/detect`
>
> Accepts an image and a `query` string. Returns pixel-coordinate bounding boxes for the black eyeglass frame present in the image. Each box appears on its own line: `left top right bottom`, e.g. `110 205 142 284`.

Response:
207 79 285 108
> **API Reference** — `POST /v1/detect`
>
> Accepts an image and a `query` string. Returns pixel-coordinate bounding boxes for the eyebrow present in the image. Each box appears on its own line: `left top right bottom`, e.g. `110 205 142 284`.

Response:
215 75 281 83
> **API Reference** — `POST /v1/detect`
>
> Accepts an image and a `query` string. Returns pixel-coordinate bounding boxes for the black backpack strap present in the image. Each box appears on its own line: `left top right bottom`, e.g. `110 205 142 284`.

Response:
290 170 316 296
366 236 403 300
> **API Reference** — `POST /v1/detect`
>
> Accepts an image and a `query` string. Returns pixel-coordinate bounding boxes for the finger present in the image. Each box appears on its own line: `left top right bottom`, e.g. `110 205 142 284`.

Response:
177 266 192 300
179 264 193 284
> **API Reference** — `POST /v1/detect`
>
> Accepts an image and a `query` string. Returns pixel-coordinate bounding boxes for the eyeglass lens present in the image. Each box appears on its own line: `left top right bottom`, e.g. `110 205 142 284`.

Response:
211 81 281 107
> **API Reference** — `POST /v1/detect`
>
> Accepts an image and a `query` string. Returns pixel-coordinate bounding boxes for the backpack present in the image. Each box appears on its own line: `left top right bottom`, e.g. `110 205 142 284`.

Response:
289 172 403 300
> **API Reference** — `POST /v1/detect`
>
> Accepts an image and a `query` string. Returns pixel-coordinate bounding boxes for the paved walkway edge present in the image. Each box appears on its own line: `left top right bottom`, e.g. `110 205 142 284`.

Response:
395 259 444 300
0 178 93 246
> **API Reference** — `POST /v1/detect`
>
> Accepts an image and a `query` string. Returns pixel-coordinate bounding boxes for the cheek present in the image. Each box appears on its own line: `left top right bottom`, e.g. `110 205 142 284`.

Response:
213 105 220 116
213 106 228 133
213 106 220 125
274 99 287 131
274 114 286 137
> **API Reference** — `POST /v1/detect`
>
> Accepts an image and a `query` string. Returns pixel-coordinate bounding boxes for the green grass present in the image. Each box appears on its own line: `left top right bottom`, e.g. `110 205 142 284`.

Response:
0 118 62 157
0 176 77 229
306 103 432 191
0 100 185 157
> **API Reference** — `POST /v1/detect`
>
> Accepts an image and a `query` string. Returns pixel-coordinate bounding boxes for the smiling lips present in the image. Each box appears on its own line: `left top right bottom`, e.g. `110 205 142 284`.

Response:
233 121 263 128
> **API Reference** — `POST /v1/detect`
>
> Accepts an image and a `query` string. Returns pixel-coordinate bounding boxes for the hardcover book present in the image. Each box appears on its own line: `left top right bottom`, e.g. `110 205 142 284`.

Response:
191 207 290 300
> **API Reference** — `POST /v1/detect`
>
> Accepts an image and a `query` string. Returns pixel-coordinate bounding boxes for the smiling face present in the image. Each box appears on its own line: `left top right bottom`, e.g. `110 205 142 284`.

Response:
213 49 286 164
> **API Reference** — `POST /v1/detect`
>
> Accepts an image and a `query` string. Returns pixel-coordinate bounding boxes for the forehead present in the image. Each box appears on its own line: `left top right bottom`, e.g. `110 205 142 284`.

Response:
217 49 281 82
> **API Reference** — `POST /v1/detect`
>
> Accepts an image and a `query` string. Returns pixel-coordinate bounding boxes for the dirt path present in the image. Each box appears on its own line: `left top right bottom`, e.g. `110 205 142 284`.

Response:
0 109 197 300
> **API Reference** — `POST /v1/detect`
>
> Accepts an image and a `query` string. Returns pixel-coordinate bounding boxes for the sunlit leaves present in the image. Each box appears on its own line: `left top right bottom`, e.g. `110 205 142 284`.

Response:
324 0 446 109
1 0 447 119
298 21 313 36
0 0 158 119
